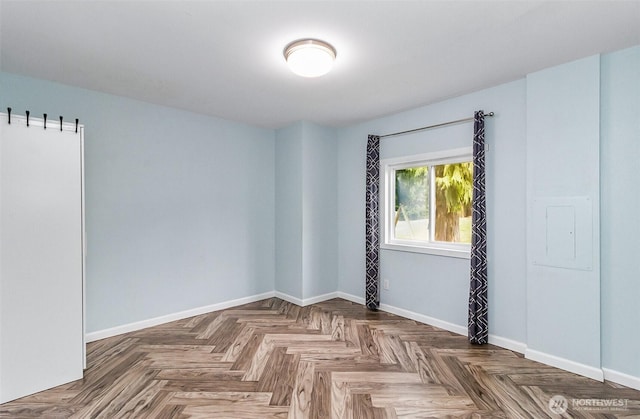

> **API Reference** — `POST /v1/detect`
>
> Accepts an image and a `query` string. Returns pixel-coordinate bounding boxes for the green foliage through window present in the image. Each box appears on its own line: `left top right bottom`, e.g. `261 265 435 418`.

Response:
392 161 473 244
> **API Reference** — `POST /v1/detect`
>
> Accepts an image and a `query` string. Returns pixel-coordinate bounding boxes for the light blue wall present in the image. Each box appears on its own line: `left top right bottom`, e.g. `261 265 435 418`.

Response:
336 47 639 381
600 46 640 377
0 72 276 333
2 45 639 382
301 122 338 299
337 80 528 343
525 55 601 370
275 123 304 299
275 121 338 300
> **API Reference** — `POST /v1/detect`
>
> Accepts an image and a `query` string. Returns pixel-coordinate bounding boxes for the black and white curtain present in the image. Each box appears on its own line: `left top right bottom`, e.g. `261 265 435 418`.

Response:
365 135 380 310
468 110 488 344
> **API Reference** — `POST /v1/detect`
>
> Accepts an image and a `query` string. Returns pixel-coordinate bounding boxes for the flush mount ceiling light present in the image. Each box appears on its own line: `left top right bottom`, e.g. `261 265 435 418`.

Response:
283 39 337 78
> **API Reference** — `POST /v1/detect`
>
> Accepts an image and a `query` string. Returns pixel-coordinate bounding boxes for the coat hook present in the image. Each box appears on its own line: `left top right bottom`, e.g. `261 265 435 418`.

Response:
7 107 11 124
26 110 30 127
75 118 79 133
44 113 47 129
60 116 63 131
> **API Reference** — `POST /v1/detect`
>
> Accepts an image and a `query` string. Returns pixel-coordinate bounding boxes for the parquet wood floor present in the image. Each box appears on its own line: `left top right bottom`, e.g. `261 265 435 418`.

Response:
1 298 639 418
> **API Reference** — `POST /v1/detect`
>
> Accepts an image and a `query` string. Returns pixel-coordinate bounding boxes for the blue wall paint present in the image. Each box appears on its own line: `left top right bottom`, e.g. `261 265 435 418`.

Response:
336 49 638 381
275 121 338 300
275 123 304 299
337 80 528 343
600 46 640 377
301 122 338 299
0 72 276 332
2 44 639 382
525 55 601 369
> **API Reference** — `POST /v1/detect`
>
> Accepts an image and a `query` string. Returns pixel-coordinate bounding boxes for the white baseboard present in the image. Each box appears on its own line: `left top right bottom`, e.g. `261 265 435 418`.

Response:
488 334 527 354
525 348 604 382
274 291 304 306
336 291 365 305
274 291 339 307
336 292 468 336
303 292 340 305
336 291 526 354
344 295 635 388
86 291 275 342
603 368 640 391
379 303 468 336
85 287 638 391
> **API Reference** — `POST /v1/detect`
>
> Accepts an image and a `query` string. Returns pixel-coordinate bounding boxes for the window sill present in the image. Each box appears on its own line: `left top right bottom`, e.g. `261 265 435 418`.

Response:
380 242 471 259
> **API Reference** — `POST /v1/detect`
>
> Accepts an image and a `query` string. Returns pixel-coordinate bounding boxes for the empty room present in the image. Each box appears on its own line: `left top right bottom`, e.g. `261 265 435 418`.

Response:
0 1 639 417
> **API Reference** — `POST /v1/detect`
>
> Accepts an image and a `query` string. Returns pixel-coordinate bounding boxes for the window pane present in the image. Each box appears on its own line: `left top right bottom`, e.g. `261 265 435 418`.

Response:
394 167 429 241
434 162 473 243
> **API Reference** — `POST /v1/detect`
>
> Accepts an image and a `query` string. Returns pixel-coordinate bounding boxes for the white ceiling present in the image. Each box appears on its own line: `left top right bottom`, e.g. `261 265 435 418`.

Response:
1 1 639 129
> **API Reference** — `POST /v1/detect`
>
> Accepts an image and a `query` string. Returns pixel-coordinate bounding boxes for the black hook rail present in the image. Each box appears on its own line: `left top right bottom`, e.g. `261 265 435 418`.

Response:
4 108 80 133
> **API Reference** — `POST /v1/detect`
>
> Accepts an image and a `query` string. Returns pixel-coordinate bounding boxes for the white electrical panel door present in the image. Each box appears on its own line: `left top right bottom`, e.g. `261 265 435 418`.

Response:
0 119 84 403
531 196 593 271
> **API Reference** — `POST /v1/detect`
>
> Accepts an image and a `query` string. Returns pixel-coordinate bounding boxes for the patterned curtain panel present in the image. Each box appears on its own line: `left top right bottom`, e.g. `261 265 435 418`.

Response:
468 111 488 344
365 135 381 310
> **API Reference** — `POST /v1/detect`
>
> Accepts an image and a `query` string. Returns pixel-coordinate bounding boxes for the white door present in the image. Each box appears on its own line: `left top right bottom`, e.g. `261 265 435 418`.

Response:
0 117 84 403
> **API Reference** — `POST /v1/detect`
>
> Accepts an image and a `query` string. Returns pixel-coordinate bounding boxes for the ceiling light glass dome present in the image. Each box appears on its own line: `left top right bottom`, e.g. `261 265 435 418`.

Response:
284 39 337 78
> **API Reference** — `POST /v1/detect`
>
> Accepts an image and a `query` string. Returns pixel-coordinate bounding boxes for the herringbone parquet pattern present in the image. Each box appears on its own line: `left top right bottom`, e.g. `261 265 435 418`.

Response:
1 298 639 418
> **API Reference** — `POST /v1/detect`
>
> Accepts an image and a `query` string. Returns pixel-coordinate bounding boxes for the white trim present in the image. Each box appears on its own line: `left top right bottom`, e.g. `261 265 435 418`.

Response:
525 349 604 382
341 296 633 386
302 292 339 306
381 243 470 259
603 368 640 391
274 291 304 306
381 147 474 258
337 292 526 354
85 287 637 388
274 291 339 307
488 334 527 354
80 126 86 369
86 291 275 342
379 303 468 335
87 290 343 343
380 147 473 167
337 291 365 305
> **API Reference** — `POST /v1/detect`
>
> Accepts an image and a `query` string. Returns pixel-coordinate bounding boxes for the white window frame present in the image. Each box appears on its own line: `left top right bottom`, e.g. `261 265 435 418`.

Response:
381 147 473 259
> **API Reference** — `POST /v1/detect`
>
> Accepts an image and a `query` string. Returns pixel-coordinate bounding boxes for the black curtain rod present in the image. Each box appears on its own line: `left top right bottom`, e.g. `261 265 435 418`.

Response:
379 111 494 139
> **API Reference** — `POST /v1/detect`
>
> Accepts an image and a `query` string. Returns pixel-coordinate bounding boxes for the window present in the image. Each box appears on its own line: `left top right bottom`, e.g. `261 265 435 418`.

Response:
381 147 473 258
